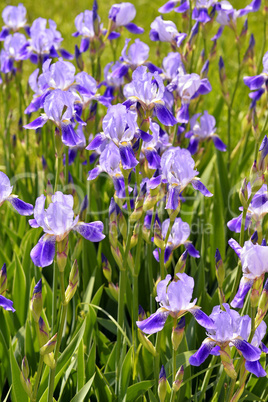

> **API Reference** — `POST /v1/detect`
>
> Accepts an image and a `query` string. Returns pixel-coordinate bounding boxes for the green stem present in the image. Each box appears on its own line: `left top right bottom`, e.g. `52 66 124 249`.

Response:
211 368 225 402
154 332 161 393
54 154 61 192
51 261 58 334
65 147 69 186
32 355 44 402
148 205 157 312
199 356 217 401
47 271 67 402
172 347 177 383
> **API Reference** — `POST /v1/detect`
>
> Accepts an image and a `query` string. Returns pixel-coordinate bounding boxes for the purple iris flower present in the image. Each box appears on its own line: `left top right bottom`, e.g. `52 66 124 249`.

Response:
73 9 102 53
0 33 27 73
171 73 212 123
0 263 15 312
160 147 212 210
0 295 15 312
29 192 105 267
0 171 33 215
228 239 268 308
150 16 187 48
75 71 111 108
108 2 144 35
25 58 76 114
161 52 185 82
189 304 266 377
136 273 214 334
86 103 139 170
141 120 171 170
192 0 216 24
153 217 200 263
244 51 268 104
24 89 85 147
19 18 72 64
123 66 177 126
186 111 226 154
228 184 268 234
0 4 27 40
158 0 190 14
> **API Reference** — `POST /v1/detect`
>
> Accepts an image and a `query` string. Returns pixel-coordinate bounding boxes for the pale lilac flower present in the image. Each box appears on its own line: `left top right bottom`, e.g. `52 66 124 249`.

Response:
30 192 105 267
0 33 27 73
109 2 144 34
136 273 214 334
186 111 226 154
189 304 263 377
150 16 187 48
0 4 27 40
161 52 185 82
158 0 190 14
123 66 177 126
228 239 268 308
160 147 212 209
0 171 33 215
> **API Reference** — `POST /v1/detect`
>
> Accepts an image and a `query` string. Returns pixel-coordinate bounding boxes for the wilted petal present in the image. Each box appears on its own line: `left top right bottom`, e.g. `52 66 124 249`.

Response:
30 234 56 268
136 308 169 334
73 221 105 242
189 339 216 366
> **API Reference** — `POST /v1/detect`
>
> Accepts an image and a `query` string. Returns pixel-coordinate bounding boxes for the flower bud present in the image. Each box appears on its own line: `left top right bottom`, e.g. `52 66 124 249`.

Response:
30 279 43 323
55 127 63 157
75 45 84 71
255 278 268 328
21 356 30 379
158 365 167 402
153 221 165 249
102 254 112 282
219 345 237 380
172 365 184 394
40 333 57 355
38 316 49 347
118 210 127 241
109 198 119 248
143 193 158 211
20 371 32 398
251 274 265 308
57 239 68 273
251 231 258 244
65 260 79 303
0 263 7 295
138 305 146 321
239 178 249 209
215 249 225 288
130 223 139 249
44 353 56 369
108 283 119 302
171 317 185 351
137 330 158 357
174 250 188 274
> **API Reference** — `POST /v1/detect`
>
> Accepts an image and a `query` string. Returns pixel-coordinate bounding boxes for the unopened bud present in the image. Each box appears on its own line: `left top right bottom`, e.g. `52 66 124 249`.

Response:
43 353 56 369
239 178 249 209
40 333 57 355
75 45 84 71
255 278 268 328
57 238 68 272
130 223 139 249
251 274 265 308
0 263 7 295
220 345 237 380
251 231 258 244
30 279 43 323
109 198 119 248
55 127 63 157
138 305 146 321
21 356 30 379
137 329 158 356
108 283 119 302
20 372 32 397
153 221 165 249
158 365 167 402
171 317 185 351
215 249 225 288
102 254 112 282
65 260 79 303
172 365 184 393
38 316 49 347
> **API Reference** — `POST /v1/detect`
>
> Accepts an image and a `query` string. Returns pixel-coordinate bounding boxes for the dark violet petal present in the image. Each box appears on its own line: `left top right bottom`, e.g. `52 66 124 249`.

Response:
80 37 90 53
62 124 82 147
184 242 200 258
119 144 138 169
192 7 211 23
228 238 242 257
149 29 160 41
108 31 121 40
230 279 253 308
238 0 261 16
175 1 190 13
155 104 177 126
176 104 189 123
227 213 251 233
191 179 213 197
49 46 58 58
145 149 161 170
112 64 129 79
0 295 15 312
261 342 268 353
153 248 160 262
137 129 152 142
243 75 264 90
87 166 101 181
158 1 177 13
188 137 199 155
60 48 74 60
148 175 162 189
164 245 173 264
113 176 127 198
189 340 216 366
86 134 105 151
188 307 215 329
245 360 266 377
210 345 221 356
166 186 180 210
24 116 47 130
231 339 261 361
7 197 33 216
124 23 144 34
30 235 56 268
145 62 162 74
29 54 38 64
211 26 224 41
193 79 212 97
29 219 39 228
98 95 111 107
0 27 9 40
123 99 136 109
136 308 169 334
73 221 105 242
212 135 227 152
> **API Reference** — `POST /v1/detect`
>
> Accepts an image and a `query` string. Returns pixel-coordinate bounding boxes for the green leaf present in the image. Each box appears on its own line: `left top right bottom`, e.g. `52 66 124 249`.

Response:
126 380 154 401
10 343 28 402
119 346 133 401
70 374 95 402
77 339 85 392
13 255 27 326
